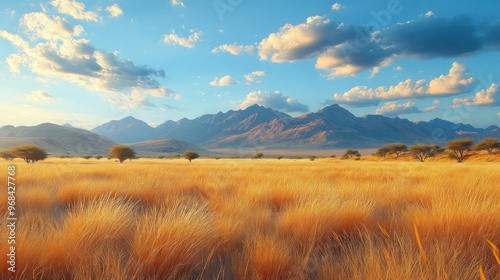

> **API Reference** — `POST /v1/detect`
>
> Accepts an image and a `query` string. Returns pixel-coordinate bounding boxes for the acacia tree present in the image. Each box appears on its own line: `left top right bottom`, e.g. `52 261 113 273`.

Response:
108 145 136 163
343 149 361 159
409 144 434 162
474 138 499 153
9 145 47 164
252 152 264 159
0 150 15 161
375 146 390 158
387 143 408 158
447 138 474 163
184 151 199 162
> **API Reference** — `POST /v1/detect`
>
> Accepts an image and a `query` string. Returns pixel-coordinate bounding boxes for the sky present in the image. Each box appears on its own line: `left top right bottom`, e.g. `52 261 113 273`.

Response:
0 0 499 129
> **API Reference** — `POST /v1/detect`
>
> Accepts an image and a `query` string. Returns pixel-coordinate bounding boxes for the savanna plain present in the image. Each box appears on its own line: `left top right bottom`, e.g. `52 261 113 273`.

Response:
1 156 499 280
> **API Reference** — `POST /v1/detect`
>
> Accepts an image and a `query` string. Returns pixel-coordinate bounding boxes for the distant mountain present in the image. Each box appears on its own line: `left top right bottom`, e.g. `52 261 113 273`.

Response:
129 138 207 154
0 123 116 154
92 105 291 145
91 116 157 143
84 104 500 150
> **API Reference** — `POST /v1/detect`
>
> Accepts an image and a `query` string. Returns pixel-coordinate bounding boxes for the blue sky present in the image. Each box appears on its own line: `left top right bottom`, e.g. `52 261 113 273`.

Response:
0 0 499 129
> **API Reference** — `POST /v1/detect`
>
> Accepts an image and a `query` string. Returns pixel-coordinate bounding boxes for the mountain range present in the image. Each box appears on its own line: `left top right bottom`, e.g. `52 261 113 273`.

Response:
1 104 498 154
92 104 500 149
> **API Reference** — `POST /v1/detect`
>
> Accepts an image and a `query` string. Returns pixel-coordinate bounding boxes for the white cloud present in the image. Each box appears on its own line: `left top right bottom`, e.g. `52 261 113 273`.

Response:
50 0 98 21
212 44 254 55
259 16 334 63
375 101 421 116
239 90 309 113
0 14 173 109
171 0 185 7
106 4 122 18
163 30 201 48
453 84 499 106
20 12 83 42
27 90 55 103
331 3 343 10
244 71 266 85
428 62 476 94
497 112 500 117
424 11 435 17
209 75 238 87
422 105 438 112
330 62 476 106
394 66 403 71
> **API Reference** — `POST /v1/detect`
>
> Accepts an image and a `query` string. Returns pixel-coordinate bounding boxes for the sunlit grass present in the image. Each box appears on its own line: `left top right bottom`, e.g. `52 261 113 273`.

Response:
0 157 499 279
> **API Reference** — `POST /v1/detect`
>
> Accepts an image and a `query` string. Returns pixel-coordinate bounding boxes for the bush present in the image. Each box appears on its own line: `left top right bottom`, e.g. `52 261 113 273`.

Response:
81 155 92 160
94 155 103 160
309 156 317 161
277 156 283 160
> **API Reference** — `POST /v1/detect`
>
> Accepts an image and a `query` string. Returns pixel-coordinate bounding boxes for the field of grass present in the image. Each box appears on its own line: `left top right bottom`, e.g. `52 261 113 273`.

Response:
0 157 499 279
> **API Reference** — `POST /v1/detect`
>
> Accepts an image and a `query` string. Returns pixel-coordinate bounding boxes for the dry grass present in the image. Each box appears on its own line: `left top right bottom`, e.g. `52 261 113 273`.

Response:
0 157 499 279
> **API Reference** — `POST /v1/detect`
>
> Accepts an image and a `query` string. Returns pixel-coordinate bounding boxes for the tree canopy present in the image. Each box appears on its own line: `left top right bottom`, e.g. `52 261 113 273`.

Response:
184 151 200 162
8 145 48 164
447 138 474 163
108 145 136 163
474 138 499 153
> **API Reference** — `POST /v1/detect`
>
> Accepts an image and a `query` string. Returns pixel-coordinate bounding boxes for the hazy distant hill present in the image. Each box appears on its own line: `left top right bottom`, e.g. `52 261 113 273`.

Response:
129 138 207 154
91 116 157 143
0 123 116 154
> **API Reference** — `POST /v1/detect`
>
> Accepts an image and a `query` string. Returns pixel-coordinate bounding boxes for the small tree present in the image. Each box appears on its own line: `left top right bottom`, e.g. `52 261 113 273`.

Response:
309 156 317 161
343 149 361 159
447 138 474 163
409 144 434 162
474 138 499 154
276 156 283 160
81 155 92 160
9 145 48 164
375 146 390 158
94 155 103 160
108 145 136 163
252 152 264 159
0 150 15 161
387 143 408 158
184 151 199 162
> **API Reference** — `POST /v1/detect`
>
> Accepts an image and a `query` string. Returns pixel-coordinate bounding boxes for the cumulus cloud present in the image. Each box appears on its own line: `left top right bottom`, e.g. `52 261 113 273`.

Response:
212 44 254 55
163 30 201 48
171 0 185 7
244 71 266 85
209 75 238 87
20 12 83 42
106 4 122 18
375 101 421 116
329 62 476 106
239 91 309 113
50 0 98 21
453 84 499 106
27 90 55 103
331 3 343 10
394 66 403 71
0 13 172 109
257 15 500 77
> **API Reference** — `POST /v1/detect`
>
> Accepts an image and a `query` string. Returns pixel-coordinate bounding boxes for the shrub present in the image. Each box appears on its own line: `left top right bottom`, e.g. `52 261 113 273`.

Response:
94 155 103 160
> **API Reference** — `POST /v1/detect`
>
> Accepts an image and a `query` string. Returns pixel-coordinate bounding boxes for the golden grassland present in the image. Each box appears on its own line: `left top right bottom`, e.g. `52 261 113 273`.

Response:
0 156 499 279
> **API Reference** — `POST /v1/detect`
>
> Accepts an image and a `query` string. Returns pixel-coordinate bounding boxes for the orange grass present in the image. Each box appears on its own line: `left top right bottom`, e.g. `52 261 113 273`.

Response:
0 157 499 279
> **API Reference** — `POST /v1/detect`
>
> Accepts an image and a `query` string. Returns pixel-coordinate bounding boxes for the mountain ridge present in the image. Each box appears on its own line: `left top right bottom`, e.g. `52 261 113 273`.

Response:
90 104 500 149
